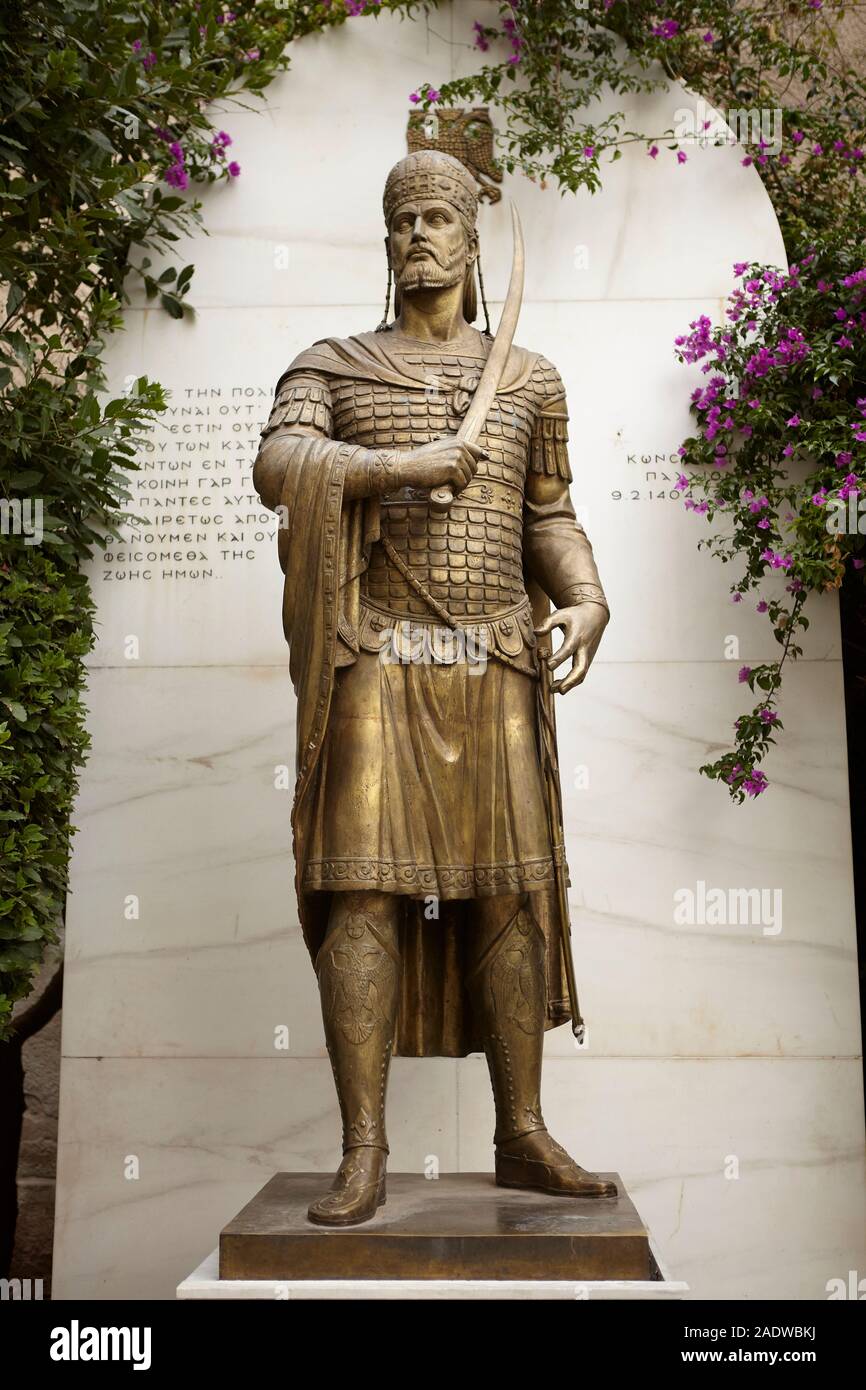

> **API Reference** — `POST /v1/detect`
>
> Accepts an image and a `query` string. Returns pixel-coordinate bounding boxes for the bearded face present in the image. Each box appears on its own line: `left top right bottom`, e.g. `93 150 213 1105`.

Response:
388 197 476 296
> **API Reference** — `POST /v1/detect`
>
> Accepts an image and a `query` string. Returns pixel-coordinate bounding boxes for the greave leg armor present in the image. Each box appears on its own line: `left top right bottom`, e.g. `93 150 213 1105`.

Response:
307 891 401 1226
469 894 617 1199
467 896 548 1145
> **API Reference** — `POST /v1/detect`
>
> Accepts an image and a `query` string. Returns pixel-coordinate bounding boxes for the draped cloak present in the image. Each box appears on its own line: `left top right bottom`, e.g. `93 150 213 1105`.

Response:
255 331 573 1057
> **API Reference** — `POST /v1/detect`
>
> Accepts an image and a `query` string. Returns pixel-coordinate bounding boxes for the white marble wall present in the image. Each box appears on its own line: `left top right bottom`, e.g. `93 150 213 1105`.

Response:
54 3 865 1300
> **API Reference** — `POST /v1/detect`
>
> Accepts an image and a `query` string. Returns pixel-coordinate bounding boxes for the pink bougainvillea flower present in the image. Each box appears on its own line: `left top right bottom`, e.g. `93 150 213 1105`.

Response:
164 164 189 190
227 161 241 177
738 666 752 683
839 473 860 500
743 771 769 797
648 144 659 158
761 548 794 570
677 150 688 164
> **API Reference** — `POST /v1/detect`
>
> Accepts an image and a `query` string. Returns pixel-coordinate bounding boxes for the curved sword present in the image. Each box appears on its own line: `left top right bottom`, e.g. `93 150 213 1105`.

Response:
429 199 525 511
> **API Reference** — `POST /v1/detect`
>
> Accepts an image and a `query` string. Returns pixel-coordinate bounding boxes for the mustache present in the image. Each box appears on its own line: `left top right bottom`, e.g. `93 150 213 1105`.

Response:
400 242 461 271
396 242 464 289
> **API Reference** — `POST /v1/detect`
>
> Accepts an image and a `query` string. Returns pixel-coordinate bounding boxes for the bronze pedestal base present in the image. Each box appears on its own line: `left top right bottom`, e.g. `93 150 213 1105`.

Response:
219 1172 653 1282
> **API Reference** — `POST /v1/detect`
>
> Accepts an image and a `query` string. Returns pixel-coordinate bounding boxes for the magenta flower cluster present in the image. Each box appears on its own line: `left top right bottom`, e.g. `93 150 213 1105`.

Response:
132 38 157 71
502 12 524 66
158 127 240 189
163 139 189 191
211 129 240 177
671 248 866 800
469 6 522 64
723 756 769 796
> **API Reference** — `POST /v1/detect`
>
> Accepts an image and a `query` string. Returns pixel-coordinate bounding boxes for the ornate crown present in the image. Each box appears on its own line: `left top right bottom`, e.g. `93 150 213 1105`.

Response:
383 150 479 231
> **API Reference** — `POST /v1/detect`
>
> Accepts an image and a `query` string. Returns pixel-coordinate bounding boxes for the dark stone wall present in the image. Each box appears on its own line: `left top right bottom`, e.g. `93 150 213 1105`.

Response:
7 946 63 1299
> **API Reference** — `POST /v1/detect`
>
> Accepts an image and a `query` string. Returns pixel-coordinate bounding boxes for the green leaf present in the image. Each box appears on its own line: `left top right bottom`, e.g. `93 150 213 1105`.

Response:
84 127 117 155
160 292 184 319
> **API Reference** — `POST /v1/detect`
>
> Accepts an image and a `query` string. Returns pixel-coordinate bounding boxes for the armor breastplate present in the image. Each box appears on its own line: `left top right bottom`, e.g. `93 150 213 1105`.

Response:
330 350 534 620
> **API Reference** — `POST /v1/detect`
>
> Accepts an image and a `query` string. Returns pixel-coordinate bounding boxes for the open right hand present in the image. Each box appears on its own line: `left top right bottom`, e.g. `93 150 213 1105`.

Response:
398 437 486 494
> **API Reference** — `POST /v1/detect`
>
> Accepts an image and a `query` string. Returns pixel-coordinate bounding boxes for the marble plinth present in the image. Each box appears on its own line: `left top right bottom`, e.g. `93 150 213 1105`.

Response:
179 1246 689 1300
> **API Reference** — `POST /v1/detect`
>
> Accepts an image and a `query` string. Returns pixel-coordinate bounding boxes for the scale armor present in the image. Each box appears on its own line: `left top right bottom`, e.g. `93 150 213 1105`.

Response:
261 341 572 635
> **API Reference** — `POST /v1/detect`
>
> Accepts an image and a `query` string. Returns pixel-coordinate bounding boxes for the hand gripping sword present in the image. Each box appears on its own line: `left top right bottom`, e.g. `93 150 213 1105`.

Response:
429 200 586 1042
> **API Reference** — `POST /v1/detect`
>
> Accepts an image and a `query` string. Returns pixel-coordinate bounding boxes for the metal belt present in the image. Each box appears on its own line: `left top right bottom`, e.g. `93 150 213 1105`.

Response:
379 534 539 680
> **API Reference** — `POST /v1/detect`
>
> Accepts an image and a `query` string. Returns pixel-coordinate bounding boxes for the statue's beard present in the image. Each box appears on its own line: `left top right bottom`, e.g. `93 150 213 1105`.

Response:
396 245 466 295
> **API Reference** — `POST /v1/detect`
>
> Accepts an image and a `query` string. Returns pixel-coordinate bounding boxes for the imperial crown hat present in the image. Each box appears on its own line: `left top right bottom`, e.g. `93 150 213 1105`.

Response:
383 150 479 231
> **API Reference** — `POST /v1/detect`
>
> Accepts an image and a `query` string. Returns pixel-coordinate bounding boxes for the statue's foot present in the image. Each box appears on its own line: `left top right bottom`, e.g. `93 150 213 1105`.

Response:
307 1147 387 1227
495 1129 618 1198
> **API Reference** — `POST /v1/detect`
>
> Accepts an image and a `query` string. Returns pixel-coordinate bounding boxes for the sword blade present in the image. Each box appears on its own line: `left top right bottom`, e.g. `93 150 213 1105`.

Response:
429 200 525 508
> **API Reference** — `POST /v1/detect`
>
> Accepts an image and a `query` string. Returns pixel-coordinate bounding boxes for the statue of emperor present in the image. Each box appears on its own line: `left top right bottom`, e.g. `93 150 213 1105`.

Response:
253 150 616 1226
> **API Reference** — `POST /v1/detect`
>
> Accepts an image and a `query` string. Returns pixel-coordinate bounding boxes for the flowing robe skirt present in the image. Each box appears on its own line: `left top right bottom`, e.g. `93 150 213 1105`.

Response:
302 649 555 900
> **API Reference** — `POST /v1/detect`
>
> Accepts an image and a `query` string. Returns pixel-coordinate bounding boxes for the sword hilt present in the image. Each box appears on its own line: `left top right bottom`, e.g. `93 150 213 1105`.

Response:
430 484 453 512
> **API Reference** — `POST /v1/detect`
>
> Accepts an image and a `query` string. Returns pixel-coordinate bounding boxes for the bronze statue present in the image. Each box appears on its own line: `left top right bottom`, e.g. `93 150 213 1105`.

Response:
253 150 616 1227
